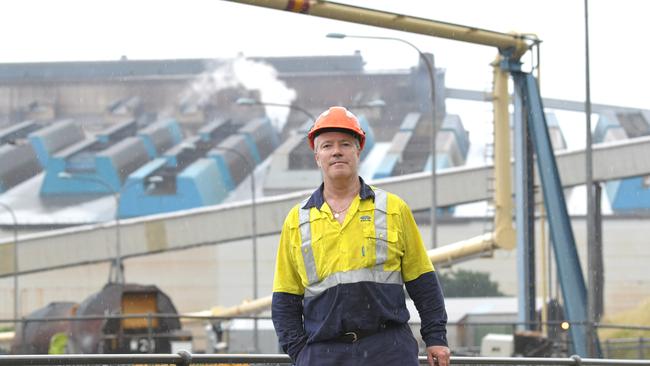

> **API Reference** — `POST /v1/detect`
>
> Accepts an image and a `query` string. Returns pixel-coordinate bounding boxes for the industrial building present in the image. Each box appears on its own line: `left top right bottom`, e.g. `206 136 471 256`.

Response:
1 7 650 358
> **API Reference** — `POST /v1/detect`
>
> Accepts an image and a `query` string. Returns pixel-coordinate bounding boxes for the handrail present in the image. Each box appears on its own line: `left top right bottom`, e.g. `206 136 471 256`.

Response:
1 352 650 365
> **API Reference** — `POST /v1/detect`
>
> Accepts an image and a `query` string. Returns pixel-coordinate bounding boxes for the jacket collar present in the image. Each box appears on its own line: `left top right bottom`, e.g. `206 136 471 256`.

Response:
302 176 374 210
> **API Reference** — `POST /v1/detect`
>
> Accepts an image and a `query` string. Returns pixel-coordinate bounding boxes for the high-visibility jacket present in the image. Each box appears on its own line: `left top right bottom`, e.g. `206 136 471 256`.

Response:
272 178 447 362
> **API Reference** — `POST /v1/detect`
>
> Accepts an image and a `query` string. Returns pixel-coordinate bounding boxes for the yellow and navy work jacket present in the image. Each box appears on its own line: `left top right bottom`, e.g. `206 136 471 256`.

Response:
272 179 447 360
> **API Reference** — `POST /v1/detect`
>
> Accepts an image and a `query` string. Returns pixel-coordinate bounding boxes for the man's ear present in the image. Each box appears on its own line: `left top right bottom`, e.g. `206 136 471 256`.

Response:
315 153 321 167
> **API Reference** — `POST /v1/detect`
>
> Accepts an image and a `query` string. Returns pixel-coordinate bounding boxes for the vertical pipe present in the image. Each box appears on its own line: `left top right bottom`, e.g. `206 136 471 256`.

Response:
423 53 438 250
594 182 604 320
492 56 516 250
535 42 549 337
540 205 548 336
250 155 259 353
584 0 597 357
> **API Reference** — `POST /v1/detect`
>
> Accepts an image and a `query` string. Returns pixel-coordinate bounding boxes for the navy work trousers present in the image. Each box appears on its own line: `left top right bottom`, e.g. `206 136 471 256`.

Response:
294 324 420 366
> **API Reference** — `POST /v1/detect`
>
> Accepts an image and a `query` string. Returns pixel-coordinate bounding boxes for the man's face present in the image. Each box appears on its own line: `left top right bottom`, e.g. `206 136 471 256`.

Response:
313 131 361 181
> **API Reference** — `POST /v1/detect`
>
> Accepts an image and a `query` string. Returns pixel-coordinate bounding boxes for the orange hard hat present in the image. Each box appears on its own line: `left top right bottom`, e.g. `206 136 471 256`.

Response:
307 106 366 150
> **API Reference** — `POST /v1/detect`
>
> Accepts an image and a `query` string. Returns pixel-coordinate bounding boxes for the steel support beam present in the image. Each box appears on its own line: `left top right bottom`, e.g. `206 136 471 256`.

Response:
445 87 649 114
514 71 601 356
514 81 536 331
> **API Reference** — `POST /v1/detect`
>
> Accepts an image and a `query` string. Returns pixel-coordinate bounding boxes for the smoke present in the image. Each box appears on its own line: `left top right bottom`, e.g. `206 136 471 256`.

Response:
180 56 297 131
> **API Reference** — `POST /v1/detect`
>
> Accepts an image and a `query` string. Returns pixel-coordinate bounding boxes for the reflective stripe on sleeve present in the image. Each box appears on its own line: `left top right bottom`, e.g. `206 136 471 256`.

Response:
299 202 319 285
305 267 403 298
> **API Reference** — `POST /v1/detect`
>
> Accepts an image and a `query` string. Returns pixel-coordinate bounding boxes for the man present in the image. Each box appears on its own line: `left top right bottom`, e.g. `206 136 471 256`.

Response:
272 106 450 366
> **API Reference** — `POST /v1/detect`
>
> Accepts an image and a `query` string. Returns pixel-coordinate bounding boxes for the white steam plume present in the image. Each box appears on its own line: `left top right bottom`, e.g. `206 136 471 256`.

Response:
181 56 297 131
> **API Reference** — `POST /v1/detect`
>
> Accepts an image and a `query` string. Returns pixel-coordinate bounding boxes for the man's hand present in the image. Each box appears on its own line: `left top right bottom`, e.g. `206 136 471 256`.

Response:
426 345 450 366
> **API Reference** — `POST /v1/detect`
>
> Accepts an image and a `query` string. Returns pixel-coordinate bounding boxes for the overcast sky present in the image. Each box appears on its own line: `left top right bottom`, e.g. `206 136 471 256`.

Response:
3 0 648 109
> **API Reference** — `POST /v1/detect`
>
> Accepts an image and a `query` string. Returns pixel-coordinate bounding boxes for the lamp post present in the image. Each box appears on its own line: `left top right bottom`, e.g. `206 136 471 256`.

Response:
327 32 439 248
210 145 260 353
0 202 19 321
57 173 162 284
58 172 162 284
58 172 125 283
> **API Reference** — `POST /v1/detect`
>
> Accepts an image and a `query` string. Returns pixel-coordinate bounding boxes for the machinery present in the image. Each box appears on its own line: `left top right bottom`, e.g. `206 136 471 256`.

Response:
10 283 192 355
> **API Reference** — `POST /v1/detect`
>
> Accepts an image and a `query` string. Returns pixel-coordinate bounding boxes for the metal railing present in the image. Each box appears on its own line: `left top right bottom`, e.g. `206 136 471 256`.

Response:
2 352 650 366
603 337 650 359
3 314 650 362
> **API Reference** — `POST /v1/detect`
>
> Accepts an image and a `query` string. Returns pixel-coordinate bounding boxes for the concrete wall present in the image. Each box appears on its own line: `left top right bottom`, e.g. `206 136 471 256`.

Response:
1 215 648 323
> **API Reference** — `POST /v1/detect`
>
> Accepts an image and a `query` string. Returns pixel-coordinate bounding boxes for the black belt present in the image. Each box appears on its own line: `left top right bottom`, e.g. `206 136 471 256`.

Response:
334 323 398 343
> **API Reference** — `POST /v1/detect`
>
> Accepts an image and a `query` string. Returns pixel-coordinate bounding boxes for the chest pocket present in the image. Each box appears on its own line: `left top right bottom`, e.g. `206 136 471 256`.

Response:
363 188 401 267
362 218 400 266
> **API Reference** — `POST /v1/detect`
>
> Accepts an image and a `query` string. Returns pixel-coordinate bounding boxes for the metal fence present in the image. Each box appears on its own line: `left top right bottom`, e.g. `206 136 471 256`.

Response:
603 337 650 359
2 352 650 366
2 314 650 361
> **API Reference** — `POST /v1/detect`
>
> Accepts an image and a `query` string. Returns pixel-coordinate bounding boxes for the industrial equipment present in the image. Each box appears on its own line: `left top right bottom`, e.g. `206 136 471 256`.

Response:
10 283 192 355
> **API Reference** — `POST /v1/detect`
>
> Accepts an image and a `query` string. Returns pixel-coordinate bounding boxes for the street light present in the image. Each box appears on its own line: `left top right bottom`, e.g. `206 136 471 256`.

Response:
0 202 19 321
209 145 260 353
327 32 439 249
57 172 163 284
58 172 125 283
236 97 316 122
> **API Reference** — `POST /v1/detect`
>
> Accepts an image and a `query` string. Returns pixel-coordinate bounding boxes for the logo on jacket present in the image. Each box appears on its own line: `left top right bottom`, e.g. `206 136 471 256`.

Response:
360 215 371 222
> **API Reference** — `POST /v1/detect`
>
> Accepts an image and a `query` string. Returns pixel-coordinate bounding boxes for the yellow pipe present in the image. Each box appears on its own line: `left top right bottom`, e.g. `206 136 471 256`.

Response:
225 0 530 59
491 55 516 250
181 235 498 322
182 295 272 322
0 331 14 342
428 232 495 266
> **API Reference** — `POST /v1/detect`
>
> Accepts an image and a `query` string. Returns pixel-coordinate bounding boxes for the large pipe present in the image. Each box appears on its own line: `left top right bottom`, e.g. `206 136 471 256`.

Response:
182 295 273 321
492 56 516 250
178 236 502 321
428 232 494 266
224 0 530 59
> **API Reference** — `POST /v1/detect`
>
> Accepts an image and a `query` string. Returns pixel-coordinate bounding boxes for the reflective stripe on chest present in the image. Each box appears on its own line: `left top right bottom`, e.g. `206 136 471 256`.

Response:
298 188 402 297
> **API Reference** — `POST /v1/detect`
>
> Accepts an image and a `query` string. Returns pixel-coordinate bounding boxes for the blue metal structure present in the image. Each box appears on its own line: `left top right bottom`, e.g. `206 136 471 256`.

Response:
138 119 184 159
357 115 375 160
40 119 182 196
0 121 42 192
374 113 418 180
119 118 280 218
0 120 85 192
374 113 468 180
513 71 601 357
28 120 85 167
118 156 231 218
594 111 650 212
119 119 236 218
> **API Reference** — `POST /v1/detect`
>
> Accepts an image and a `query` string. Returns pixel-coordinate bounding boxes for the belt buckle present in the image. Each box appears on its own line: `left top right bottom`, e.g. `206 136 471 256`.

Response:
344 331 358 343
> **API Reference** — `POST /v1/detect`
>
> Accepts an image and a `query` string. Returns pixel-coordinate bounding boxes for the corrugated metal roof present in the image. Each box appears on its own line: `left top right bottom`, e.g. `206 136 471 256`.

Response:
0 54 364 82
